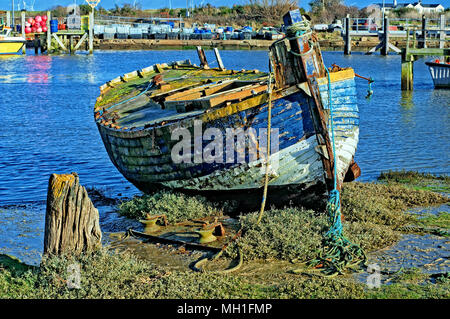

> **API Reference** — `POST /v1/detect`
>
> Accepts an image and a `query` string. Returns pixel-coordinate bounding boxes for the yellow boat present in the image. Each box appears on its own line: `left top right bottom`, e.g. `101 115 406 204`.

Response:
0 25 26 55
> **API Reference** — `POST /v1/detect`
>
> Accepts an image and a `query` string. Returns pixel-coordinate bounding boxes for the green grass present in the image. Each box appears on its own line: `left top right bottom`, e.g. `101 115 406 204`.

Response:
232 208 328 261
416 211 450 229
118 190 223 223
118 181 448 261
2 172 449 299
366 269 450 299
378 170 450 193
2 250 448 299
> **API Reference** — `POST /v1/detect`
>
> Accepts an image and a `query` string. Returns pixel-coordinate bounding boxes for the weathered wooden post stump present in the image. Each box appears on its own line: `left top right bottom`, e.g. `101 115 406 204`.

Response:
44 172 102 255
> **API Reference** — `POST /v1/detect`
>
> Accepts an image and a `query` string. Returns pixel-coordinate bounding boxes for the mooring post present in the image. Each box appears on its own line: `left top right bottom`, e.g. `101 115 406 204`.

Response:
401 50 413 91
196 46 209 69
381 17 389 56
6 11 11 27
89 8 94 54
420 15 427 49
69 35 73 54
21 10 25 54
439 15 445 50
46 11 51 54
34 34 41 55
213 48 225 70
344 16 351 55
44 173 102 256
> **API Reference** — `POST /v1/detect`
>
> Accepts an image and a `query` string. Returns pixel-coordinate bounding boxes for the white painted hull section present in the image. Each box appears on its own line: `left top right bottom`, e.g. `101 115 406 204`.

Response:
161 135 325 190
427 63 450 88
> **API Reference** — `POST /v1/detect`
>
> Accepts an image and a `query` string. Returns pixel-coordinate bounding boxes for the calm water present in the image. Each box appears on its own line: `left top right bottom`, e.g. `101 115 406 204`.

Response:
0 49 449 264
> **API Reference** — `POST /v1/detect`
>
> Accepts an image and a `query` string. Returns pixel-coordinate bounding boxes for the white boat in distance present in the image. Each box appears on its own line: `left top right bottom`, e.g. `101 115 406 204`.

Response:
425 59 450 89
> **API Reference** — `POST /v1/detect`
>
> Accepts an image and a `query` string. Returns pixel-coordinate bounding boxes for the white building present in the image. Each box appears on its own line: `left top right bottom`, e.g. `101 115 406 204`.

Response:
373 1 445 15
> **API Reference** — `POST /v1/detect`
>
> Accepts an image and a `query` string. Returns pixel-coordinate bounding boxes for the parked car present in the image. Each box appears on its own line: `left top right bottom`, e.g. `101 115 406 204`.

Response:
352 19 377 31
313 24 329 31
328 23 343 32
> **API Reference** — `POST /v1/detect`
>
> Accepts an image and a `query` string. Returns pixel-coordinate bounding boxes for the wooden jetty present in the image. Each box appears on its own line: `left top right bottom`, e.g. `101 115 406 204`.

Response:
342 15 448 56
401 15 449 90
4 9 96 55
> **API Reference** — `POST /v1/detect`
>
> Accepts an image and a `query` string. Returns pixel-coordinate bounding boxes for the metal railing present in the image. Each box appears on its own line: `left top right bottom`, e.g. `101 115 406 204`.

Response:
95 14 182 26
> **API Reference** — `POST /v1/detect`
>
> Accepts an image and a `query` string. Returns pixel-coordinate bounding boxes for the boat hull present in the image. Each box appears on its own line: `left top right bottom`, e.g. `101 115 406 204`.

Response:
0 40 25 55
96 67 358 208
425 62 450 88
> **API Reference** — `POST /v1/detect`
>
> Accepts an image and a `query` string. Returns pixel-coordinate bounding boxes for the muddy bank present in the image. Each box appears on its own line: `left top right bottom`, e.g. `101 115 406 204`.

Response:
93 36 449 51
1 172 449 298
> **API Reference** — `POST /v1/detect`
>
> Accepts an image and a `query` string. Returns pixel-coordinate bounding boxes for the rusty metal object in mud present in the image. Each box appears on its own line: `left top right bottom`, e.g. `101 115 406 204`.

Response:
139 213 168 233
195 221 225 244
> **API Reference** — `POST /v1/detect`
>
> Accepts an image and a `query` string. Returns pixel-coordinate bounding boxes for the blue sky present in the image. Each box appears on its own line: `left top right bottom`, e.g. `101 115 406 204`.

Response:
2 0 449 11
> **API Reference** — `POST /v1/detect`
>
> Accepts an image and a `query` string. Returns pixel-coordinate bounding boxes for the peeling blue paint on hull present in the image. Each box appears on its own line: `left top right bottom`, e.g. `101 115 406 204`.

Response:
96 69 359 208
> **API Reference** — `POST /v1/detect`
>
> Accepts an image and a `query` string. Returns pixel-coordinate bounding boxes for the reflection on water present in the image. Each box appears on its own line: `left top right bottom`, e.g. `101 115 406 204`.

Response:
0 49 448 264
400 90 414 110
0 50 448 200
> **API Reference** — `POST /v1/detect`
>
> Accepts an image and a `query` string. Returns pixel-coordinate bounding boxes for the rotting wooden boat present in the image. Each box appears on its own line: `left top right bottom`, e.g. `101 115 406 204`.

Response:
0 25 26 55
94 11 361 210
425 59 450 89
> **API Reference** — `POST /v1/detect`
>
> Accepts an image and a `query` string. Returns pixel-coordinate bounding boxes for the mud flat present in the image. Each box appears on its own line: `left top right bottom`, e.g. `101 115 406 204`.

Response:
1 172 449 299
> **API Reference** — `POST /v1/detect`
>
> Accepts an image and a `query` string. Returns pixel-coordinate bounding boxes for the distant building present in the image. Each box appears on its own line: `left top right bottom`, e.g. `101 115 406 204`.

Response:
371 0 445 15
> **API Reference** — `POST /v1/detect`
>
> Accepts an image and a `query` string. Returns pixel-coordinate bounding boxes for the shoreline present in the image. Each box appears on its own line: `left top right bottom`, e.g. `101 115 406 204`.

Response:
92 37 449 51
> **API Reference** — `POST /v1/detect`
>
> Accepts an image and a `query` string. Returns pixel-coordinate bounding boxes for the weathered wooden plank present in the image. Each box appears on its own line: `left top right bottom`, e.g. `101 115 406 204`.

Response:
44 173 101 256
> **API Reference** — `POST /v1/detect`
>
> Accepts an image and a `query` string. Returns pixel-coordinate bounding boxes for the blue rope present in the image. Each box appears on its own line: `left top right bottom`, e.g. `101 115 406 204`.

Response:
324 67 343 239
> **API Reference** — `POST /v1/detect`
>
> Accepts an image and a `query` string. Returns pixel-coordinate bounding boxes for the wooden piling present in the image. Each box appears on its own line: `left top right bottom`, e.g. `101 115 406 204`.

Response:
344 17 351 55
6 11 11 27
44 173 102 256
439 15 446 50
69 35 73 54
21 11 25 54
401 52 413 90
213 48 225 70
89 8 94 54
419 15 427 49
381 17 389 56
46 11 51 53
196 46 209 69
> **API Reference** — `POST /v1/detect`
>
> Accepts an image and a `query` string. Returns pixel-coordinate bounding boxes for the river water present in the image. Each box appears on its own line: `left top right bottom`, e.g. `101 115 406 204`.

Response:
0 49 449 264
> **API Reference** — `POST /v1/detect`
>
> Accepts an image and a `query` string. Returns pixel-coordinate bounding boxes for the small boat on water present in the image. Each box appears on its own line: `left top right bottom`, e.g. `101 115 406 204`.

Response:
425 59 450 89
93 11 361 210
0 25 26 55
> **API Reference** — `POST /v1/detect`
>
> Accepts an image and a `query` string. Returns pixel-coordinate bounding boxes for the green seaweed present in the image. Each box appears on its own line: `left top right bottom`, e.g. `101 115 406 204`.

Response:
378 170 450 193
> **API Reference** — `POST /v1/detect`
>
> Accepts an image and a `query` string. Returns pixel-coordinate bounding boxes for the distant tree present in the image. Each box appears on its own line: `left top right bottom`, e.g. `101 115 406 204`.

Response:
79 4 92 15
179 8 187 16
309 0 342 14
51 5 67 18
309 0 365 23
246 0 299 24
391 7 416 18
